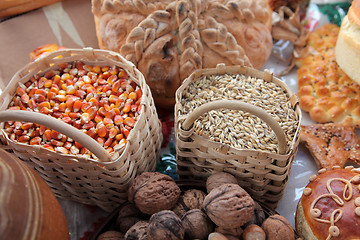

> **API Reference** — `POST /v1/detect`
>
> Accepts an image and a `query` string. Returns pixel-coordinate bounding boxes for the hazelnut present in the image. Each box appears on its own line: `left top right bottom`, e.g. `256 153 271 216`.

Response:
261 214 294 240
181 209 213 240
242 224 266 240
96 230 124 240
215 226 243 240
206 172 238 193
172 189 206 218
203 183 255 228
124 220 148 240
147 210 185 240
128 172 180 215
208 232 230 240
116 202 145 233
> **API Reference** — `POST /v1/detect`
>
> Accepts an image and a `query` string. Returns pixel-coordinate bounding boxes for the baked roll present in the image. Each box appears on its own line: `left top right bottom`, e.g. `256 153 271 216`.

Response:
92 0 273 109
296 167 360 240
335 0 360 85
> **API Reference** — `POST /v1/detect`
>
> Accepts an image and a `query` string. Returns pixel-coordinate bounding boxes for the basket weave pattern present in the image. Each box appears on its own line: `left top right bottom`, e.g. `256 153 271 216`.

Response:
175 64 301 208
0 48 163 212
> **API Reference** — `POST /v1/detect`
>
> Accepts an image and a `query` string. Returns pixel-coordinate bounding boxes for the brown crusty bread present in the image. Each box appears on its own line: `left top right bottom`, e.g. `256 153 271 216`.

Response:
91 0 273 109
300 123 360 169
296 24 360 127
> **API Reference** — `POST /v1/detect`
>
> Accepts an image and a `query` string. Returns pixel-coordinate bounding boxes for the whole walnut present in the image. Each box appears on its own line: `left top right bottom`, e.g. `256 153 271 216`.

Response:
116 202 146 233
243 201 266 227
203 183 255 228
181 209 213 240
128 172 181 215
261 214 294 240
97 230 124 240
172 189 206 218
206 172 238 193
147 210 185 240
124 220 148 240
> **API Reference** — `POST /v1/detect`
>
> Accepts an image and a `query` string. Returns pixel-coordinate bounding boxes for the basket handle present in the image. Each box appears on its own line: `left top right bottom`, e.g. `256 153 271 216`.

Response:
0 110 112 162
181 100 287 154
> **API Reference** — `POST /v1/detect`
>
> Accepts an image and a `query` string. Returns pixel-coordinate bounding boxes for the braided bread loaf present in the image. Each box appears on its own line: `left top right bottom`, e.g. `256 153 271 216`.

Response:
92 0 273 108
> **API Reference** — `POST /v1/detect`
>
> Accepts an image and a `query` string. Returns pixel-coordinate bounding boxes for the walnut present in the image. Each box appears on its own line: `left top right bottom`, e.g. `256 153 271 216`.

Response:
243 202 266 227
172 189 206 218
124 220 148 240
203 183 255 228
206 172 238 193
261 214 295 240
96 230 124 240
128 172 181 215
116 202 145 233
181 209 213 240
147 210 185 240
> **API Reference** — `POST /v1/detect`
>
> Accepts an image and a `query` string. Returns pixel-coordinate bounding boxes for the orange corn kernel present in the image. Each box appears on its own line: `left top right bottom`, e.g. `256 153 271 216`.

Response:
122 128 130 138
43 144 55 151
55 147 69 154
104 137 113 147
18 135 30 143
114 115 123 125
21 122 34 130
21 94 30 103
81 113 91 123
122 102 131 113
97 123 107 138
124 117 135 127
115 133 124 141
128 92 137 101
69 112 81 119
118 70 128 79
108 127 118 138
16 87 26 96
51 130 62 140
73 100 83 112
51 139 64 147
86 128 97 138
30 136 41 145
94 115 103 123
62 116 72 124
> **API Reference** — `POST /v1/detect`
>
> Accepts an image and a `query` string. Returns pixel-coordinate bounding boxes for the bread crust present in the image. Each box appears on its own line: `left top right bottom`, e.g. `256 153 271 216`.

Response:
296 168 360 240
92 0 273 109
297 24 360 127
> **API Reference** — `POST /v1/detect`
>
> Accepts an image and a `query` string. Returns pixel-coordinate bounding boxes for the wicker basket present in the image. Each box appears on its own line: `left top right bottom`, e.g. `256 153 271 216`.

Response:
0 48 163 212
175 64 301 208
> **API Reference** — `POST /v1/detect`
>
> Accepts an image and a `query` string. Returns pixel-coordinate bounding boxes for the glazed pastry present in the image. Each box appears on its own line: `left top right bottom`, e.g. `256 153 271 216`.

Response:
296 24 360 127
296 167 360 240
92 0 273 108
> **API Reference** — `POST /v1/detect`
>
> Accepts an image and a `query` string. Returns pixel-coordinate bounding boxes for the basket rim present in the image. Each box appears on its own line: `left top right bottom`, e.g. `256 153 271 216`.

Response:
0 47 160 166
174 64 302 156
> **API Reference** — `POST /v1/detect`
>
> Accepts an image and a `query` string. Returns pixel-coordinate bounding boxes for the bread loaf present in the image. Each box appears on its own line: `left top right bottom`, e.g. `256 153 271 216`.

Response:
296 167 360 240
92 0 273 109
335 0 360 85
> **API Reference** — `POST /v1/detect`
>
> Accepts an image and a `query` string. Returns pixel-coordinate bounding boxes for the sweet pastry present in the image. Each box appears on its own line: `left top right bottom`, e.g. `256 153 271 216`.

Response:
296 166 360 240
296 24 360 127
335 0 360 85
92 0 273 108
300 123 360 169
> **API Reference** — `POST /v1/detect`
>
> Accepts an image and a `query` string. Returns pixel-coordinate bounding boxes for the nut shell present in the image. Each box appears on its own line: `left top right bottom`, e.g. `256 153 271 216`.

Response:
147 210 185 240
116 202 145 233
128 172 180 215
172 189 206 218
181 209 213 240
206 172 238 193
124 220 148 240
203 183 254 228
262 214 294 240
